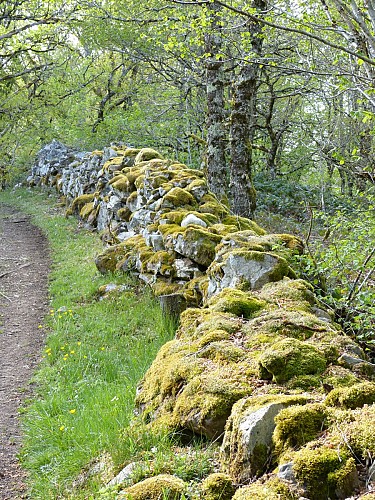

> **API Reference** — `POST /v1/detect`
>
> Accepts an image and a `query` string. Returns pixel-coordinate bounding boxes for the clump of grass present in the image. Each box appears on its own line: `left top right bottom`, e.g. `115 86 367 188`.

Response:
0 187 176 498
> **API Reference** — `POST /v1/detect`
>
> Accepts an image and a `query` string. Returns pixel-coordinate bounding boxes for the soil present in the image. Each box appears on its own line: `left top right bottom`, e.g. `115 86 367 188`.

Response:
0 204 50 499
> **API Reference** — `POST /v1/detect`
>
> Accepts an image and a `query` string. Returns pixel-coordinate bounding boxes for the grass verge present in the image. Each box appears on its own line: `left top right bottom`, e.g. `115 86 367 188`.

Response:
0 187 178 498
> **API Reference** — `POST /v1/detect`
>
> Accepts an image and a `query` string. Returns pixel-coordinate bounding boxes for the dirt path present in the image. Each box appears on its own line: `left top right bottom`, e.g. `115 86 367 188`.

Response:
0 204 50 499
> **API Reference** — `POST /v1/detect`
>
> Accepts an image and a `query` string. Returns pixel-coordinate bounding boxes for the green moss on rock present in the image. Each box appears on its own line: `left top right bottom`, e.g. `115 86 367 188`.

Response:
208 288 266 319
220 395 307 482
324 381 375 409
79 201 95 219
258 338 326 383
71 193 96 213
232 476 297 500
200 473 235 500
163 187 196 208
273 403 327 455
292 446 357 500
337 405 375 458
222 215 266 235
117 207 132 222
95 243 128 273
119 474 185 499
134 148 164 164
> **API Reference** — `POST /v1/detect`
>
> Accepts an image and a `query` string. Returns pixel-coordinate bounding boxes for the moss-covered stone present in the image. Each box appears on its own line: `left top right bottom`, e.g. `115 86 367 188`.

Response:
208 250 291 294
337 405 375 458
119 474 185 499
117 207 132 222
164 226 222 268
177 308 243 340
134 148 164 164
222 215 266 235
220 395 307 482
163 187 196 208
258 338 327 383
208 288 266 319
232 476 297 500
242 309 332 345
273 403 327 455
111 175 132 192
324 381 375 409
292 445 357 500
95 243 128 273
123 147 141 157
200 473 235 500
79 201 96 219
70 193 96 213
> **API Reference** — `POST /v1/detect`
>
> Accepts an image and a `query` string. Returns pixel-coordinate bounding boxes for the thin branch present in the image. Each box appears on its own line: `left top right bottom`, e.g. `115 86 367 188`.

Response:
214 0 375 67
347 246 375 302
0 290 12 302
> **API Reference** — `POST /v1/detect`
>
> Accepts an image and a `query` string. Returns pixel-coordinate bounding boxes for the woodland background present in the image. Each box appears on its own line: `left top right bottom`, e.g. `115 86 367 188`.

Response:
2 0 375 353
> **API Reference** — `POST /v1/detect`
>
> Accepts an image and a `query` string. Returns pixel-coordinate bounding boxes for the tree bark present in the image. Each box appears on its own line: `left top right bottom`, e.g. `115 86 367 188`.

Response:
229 0 266 218
205 1 228 202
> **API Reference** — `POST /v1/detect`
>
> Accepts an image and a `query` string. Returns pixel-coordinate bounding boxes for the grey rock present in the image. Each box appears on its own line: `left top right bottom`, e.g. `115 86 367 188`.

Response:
107 195 122 212
181 213 207 228
278 462 296 483
311 306 332 322
208 252 288 297
174 258 200 279
338 353 375 373
107 462 139 487
144 232 165 252
117 231 136 242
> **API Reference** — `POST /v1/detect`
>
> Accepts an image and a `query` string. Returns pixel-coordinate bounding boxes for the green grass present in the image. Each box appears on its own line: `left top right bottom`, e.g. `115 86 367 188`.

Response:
0 187 177 498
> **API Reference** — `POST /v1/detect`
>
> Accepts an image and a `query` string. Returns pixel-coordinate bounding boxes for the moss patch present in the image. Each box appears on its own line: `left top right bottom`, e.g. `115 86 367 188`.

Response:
163 187 196 208
119 474 185 499
258 338 327 383
273 403 327 455
292 446 357 500
200 473 235 500
232 476 297 500
324 381 375 409
208 288 266 319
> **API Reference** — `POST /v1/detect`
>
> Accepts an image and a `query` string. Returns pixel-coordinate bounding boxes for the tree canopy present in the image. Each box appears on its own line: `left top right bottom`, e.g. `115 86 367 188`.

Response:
2 0 375 210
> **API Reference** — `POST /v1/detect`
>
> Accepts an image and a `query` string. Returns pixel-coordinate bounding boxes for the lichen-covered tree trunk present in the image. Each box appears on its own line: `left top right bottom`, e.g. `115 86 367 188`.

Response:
229 0 267 218
205 1 228 202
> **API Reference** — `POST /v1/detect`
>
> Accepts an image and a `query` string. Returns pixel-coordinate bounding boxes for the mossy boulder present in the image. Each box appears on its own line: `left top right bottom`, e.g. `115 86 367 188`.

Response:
222 215 266 235
163 187 196 208
333 405 375 458
291 445 358 500
200 473 235 500
324 381 375 409
134 148 164 164
208 288 266 319
208 249 291 297
258 338 327 383
232 476 297 499
119 474 185 499
95 243 128 273
220 395 307 482
273 403 327 455
164 226 222 268
70 193 96 214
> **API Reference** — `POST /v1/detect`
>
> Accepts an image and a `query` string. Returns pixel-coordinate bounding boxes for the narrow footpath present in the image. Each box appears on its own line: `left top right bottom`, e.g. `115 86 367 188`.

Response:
0 204 50 499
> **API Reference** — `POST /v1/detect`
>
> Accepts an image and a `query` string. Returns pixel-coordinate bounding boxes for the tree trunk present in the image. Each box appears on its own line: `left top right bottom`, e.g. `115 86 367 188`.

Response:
229 0 266 218
229 63 258 216
205 1 228 202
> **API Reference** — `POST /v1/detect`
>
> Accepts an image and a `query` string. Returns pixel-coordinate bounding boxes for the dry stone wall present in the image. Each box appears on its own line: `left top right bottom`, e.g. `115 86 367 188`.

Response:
29 140 375 499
